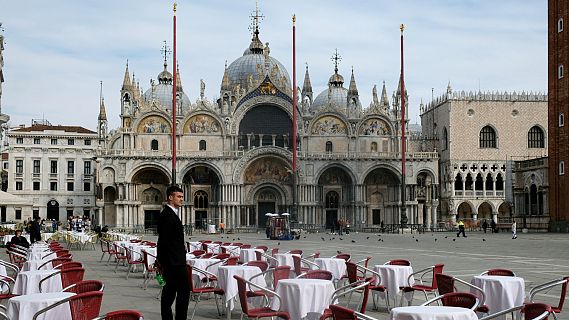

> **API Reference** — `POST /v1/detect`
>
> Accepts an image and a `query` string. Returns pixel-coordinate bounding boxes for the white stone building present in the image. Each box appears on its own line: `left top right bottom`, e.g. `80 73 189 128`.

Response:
420 86 548 226
6 122 98 222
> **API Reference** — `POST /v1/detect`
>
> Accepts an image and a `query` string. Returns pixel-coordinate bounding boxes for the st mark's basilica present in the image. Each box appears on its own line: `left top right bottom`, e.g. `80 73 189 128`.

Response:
95 14 439 231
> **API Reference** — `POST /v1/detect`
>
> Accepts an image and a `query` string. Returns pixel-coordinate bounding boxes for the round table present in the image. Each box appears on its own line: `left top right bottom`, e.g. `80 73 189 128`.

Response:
187 241 202 252
373 264 415 295
221 245 241 256
471 275 525 315
274 253 300 268
187 258 221 281
205 243 220 253
217 265 265 312
13 269 63 295
271 278 335 320
390 306 478 320
313 258 347 281
240 248 263 263
7 292 74 320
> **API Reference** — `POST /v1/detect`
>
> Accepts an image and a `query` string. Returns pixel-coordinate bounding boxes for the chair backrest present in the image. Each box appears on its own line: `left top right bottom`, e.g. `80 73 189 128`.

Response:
54 249 70 257
523 303 552 320
272 266 291 288
329 305 357 320
335 254 351 261
255 250 263 261
56 261 83 270
49 257 72 268
103 309 144 320
271 248 279 256
213 241 222 245
430 264 445 288
288 249 303 255
190 250 205 257
200 253 214 259
141 250 154 272
225 257 239 266
59 253 73 260
247 261 269 272
292 255 303 276
359 279 372 314
69 291 104 320
557 276 569 312
214 253 230 260
436 273 456 295
186 265 196 289
233 275 251 314
60 267 86 288
346 261 359 284
64 280 105 294
299 270 333 280
255 245 268 252
387 259 410 266
441 292 479 309
240 244 252 249
486 268 516 277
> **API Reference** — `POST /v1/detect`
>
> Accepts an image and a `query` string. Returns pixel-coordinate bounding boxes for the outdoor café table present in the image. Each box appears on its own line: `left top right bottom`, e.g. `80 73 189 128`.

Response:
188 241 202 252
41 232 54 242
239 248 263 263
390 306 478 320
374 264 415 305
313 258 347 281
471 275 525 317
13 269 63 295
27 248 51 261
142 247 157 266
7 292 74 320
187 258 221 280
221 245 241 256
204 242 221 253
274 253 300 268
271 278 335 320
0 265 6 276
22 259 53 272
217 265 265 319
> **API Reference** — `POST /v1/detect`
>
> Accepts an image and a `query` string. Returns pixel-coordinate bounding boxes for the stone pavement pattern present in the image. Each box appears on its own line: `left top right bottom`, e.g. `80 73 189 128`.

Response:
5 231 568 320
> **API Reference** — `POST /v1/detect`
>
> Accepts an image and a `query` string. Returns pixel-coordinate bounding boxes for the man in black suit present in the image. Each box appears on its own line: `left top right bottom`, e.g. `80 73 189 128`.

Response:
157 185 189 320
30 217 41 244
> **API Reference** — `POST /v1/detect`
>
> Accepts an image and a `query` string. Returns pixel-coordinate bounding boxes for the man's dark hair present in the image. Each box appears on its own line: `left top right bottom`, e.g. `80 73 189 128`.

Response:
166 185 183 197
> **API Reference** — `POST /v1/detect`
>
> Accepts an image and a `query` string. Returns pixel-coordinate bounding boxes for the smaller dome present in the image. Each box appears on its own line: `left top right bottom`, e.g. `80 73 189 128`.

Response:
311 86 348 112
157 62 173 84
328 73 344 85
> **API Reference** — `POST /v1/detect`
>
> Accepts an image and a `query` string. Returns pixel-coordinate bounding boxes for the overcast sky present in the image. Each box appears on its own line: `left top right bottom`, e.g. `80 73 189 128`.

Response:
1 1 546 130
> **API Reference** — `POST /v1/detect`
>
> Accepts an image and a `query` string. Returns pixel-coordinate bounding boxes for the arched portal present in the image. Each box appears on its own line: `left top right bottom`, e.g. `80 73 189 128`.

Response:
457 202 473 220
318 166 354 229
478 202 493 220
103 186 116 226
132 168 170 228
47 200 60 221
182 165 221 229
364 168 400 226
498 202 511 218
255 187 282 228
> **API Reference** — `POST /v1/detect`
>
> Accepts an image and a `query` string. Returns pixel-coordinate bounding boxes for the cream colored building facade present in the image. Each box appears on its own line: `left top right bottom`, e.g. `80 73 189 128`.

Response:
420 86 548 225
96 23 439 230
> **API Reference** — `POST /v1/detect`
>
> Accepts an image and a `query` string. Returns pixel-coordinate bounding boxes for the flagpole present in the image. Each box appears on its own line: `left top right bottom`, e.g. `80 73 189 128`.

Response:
171 2 177 186
400 24 408 227
292 14 298 221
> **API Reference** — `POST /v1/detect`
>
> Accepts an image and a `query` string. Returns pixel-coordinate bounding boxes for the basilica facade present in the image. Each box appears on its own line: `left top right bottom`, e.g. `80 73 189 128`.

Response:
95 25 439 231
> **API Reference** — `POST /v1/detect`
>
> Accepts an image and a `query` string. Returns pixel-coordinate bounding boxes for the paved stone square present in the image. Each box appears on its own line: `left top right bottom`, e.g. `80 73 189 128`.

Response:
5 230 568 319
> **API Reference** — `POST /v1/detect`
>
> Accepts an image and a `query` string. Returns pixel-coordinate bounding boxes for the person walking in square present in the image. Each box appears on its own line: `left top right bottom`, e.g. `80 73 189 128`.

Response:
482 219 488 233
511 221 517 239
457 220 467 237
156 185 189 320
490 219 496 233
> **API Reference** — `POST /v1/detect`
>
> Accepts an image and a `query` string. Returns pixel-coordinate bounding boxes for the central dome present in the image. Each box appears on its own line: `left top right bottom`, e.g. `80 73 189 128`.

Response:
223 32 291 92
143 62 190 110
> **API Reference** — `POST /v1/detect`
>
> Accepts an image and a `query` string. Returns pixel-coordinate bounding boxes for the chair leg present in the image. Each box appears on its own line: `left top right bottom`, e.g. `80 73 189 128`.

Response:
190 293 201 320
126 264 131 279
100 252 106 262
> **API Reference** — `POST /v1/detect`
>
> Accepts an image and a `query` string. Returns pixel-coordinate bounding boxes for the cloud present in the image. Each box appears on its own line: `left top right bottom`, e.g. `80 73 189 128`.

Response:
1 0 546 130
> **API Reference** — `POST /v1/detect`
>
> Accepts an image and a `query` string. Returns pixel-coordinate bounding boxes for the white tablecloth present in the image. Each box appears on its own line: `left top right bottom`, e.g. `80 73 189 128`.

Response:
217 265 265 311
390 306 478 320
208 224 216 234
22 259 53 272
13 269 63 295
27 246 51 261
240 248 263 263
142 247 157 266
374 264 415 295
313 258 346 281
271 278 335 320
188 241 202 252
221 245 241 256
7 292 74 320
205 243 220 253
471 275 525 315
274 253 300 267
187 258 221 281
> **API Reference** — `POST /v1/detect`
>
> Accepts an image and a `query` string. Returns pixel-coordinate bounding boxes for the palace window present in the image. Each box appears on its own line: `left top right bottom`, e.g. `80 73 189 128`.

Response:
68 138 75 145
151 139 158 151
199 140 207 151
50 160 58 174
67 182 74 191
84 182 91 192
51 138 57 145
479 126 497 148
194 190 209 209
33 181 40 191
67 161 74 174
50 182 57 191
33 160 41 174
84 161 91 175
16 137 23 144
33 138 41 144
528 126 545 148
84 139 91 145
442 127 448 151
16 181 23 190
325 141 333 153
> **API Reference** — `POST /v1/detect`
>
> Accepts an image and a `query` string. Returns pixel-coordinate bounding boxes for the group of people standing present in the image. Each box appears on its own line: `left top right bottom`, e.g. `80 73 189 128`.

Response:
459 219 518 239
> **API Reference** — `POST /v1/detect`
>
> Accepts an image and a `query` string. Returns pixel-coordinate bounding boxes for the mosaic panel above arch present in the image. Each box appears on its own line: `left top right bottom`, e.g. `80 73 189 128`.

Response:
311 116 347 135
359 118 391 135
244 157 291 184
137 116 170 133
184 114 221 134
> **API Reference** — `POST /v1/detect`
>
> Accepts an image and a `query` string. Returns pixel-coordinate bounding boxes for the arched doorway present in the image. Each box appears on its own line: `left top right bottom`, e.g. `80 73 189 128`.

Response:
47 200 59 221
318 166 354 229
132 168 170 228
193 190 209 230
498 202 511 220
457 202 473 220
364 168 400 225
103 186 117 226
182 165 221 228
141 187 163 228
478 202 493 220
256 188 280 228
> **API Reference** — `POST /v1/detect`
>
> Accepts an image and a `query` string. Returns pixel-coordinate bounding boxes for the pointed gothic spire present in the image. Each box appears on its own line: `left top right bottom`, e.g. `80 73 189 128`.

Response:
221 60 231 91
98 81 107 121
380 81 389 107
122 61 131 89
446 81 452 94
302 64 312 95
348 67 359 96
176 63 183 91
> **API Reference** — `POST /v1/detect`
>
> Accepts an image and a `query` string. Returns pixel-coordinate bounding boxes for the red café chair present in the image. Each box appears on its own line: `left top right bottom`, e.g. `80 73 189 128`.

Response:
105 241 119 265
190 249 206 257
92 309 144 320
124 246 145 280
141 250 156 290
421 292 480 310
234 275 290 319
255 245 268 252
435 273 490 314
247 265 291 300
334 253 351 261
530 276 569 315
292 255 319 277
0 277 18 302
187 265 224 320
385 259 411 266
32 291 103 320
55 261 83 270
38 257 72 270
225 256 239 266
39 267 85 293
479 302 556 320
297 270 333 280
271 248 279 256
400 264 445 306
287 249 303 255
63 280 105 293
213 253 231 260
345 262 389 310
245 260 269 272
328 304 379 320
99 239 110 262
112 244 128 272
321 279 372 320
240 244 252 249
481 268 516 277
